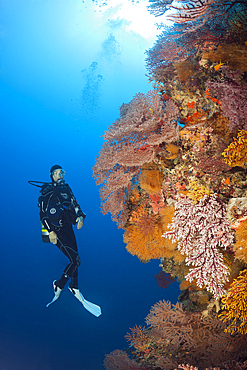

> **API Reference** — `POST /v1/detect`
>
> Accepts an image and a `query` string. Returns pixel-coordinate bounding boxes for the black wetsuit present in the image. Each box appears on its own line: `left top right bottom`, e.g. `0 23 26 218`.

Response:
38 179 86 289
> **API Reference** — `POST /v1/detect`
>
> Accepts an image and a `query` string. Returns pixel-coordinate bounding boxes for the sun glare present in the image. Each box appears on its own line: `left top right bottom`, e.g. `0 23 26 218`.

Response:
93 0 165 41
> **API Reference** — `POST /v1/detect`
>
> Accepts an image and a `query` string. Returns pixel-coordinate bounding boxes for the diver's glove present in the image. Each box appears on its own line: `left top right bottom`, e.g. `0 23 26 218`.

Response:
49 231 58 244
76 216 84 229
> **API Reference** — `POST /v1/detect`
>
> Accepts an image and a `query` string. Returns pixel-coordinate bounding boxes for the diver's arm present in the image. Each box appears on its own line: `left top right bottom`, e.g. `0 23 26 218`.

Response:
48 231 57 244
66 184 86 219
76 216 84 229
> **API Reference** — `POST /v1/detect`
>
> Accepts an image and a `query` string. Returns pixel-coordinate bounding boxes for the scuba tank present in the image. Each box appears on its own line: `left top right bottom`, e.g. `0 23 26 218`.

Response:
41 221 50 243
29 180 52 243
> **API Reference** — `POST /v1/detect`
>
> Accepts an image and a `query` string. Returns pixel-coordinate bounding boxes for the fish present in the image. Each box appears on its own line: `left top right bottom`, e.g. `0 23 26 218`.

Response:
214 62 224 71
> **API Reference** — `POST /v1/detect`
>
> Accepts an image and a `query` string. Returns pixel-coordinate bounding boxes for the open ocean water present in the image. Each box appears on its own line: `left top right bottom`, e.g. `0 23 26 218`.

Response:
0 1 179 370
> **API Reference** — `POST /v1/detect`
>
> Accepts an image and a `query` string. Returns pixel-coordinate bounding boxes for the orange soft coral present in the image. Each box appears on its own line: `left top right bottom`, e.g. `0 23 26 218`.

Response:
124 214 167 262
140 163 164 195
124 205 179 262
159 206 184 263
165 143 180 160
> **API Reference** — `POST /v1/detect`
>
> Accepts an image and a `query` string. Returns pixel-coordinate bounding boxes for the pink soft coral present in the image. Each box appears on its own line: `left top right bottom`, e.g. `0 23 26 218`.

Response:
163 194 234 298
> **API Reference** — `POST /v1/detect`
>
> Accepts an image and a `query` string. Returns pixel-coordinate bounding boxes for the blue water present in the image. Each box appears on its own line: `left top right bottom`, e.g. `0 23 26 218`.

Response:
0 1 180 369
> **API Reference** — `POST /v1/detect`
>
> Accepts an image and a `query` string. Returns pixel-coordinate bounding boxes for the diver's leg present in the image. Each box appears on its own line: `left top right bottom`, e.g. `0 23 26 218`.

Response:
53 236 70 289
55 226 80 289
69 255 81 289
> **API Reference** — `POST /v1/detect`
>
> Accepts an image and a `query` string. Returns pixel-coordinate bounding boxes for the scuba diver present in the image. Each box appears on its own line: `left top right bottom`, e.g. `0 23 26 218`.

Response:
33 165 101 317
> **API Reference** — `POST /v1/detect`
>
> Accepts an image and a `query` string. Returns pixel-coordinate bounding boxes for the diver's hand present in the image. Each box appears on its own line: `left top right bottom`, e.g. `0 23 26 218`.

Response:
49 231 58 244
76 216 84 229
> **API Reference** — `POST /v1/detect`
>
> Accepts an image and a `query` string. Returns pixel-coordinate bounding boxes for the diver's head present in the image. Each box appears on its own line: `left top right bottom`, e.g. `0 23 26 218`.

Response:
50 165 65 182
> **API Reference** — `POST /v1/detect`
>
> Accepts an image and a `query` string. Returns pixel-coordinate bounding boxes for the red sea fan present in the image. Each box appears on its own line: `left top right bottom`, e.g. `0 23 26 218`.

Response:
175 365 199 370
143 300 243 369
104 350 143 370
148 0 247 35
103 90 179 149
93 90 179 227
146 37 186 71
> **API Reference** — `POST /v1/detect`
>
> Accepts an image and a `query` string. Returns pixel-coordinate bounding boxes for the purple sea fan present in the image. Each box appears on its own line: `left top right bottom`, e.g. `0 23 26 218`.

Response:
162 195 234 299
154 270 175 289
206 67 247 132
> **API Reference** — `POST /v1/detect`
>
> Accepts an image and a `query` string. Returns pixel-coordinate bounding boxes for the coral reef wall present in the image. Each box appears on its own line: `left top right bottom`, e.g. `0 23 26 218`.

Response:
93 0 247 368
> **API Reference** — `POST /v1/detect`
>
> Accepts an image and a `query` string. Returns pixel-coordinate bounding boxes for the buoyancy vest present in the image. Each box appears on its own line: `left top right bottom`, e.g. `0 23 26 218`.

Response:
39 181 78 227
29 179 85 242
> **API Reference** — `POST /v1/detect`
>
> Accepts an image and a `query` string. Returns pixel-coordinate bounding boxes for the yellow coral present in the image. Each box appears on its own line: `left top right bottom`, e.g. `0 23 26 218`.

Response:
223 254 245 291
219 269 247 335
233 219 247 264
222 130 247 167
186 180 211 203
